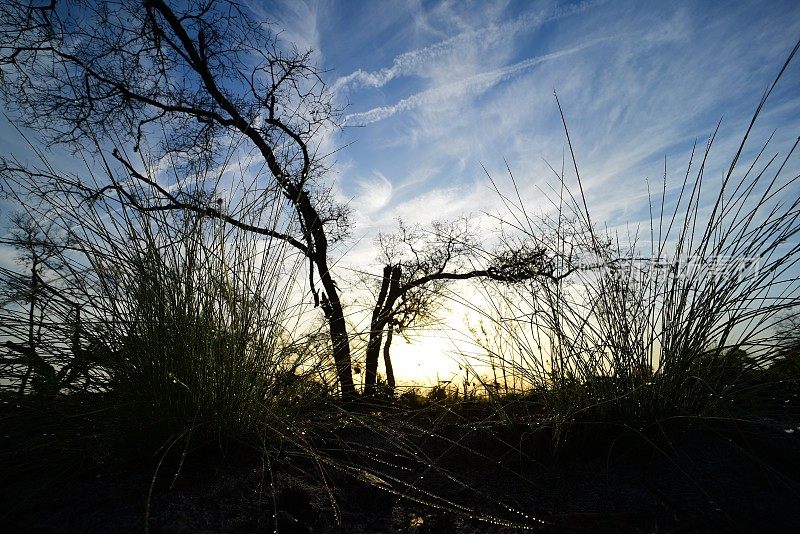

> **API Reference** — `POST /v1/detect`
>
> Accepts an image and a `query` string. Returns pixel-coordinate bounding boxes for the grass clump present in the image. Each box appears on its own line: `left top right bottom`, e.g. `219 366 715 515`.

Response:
107 228 292 441
466 45 800 441
0 147 332 448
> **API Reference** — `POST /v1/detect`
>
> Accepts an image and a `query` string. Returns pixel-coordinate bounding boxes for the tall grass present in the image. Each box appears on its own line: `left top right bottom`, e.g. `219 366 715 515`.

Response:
0 141 329 441
469 43 800 429
107 215 307 440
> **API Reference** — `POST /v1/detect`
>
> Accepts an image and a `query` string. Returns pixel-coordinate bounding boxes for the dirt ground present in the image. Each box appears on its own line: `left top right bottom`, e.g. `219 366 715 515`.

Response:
2 399 800 532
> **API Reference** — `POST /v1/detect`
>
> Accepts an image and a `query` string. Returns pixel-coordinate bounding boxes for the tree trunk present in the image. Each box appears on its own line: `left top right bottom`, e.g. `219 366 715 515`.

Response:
364 267 391 396
364 265 401 396
364 327 384 396
318 270 356 398
18 365 32 397
383 323 396 393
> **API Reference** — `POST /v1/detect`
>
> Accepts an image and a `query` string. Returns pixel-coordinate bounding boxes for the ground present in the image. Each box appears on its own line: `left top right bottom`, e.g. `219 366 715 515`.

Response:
2 392 800 533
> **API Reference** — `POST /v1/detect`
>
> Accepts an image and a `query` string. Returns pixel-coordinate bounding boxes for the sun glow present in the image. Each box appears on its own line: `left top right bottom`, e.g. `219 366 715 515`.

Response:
382 331 464 388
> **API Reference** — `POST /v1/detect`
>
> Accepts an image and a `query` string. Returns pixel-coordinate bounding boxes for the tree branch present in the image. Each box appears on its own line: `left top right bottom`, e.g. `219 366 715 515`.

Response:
104 150 309 254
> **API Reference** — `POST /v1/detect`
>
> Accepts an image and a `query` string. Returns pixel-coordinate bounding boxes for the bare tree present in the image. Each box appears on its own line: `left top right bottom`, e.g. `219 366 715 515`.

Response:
1 1 567 400
363 218 558 396
0 212 80 395
0 0 357 396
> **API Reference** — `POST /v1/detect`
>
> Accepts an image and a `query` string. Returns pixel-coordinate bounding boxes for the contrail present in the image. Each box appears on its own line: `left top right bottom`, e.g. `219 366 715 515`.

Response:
331 0 605 94
343 35 617 126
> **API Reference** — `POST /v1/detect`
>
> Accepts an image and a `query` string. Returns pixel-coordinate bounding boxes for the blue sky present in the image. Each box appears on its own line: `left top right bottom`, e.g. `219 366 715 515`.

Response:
2 0 798 266
256 0 800 265
254 0 800 382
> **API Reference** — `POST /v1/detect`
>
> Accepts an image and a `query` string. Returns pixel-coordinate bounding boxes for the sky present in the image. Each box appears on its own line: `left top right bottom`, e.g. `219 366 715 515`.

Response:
1 0 800 387
264 0 799 234
252 0 800 384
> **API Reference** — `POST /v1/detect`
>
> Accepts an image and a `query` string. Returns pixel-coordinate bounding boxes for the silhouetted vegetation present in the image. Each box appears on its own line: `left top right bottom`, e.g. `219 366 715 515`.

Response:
0 1 799 531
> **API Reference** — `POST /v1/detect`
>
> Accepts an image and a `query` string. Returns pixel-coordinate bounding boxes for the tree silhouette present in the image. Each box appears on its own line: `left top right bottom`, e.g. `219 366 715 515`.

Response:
1 0 565 398
0 0 357 396
363 218 559 396
0 212 81 395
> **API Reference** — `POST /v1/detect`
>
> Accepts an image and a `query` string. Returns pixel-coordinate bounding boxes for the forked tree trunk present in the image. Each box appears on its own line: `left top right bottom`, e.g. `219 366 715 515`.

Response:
364 265 401 396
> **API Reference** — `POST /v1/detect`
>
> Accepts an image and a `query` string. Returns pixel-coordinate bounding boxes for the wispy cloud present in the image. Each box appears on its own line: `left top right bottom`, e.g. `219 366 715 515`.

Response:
354 171 393 214
343 35 618 126
331 0 604 94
